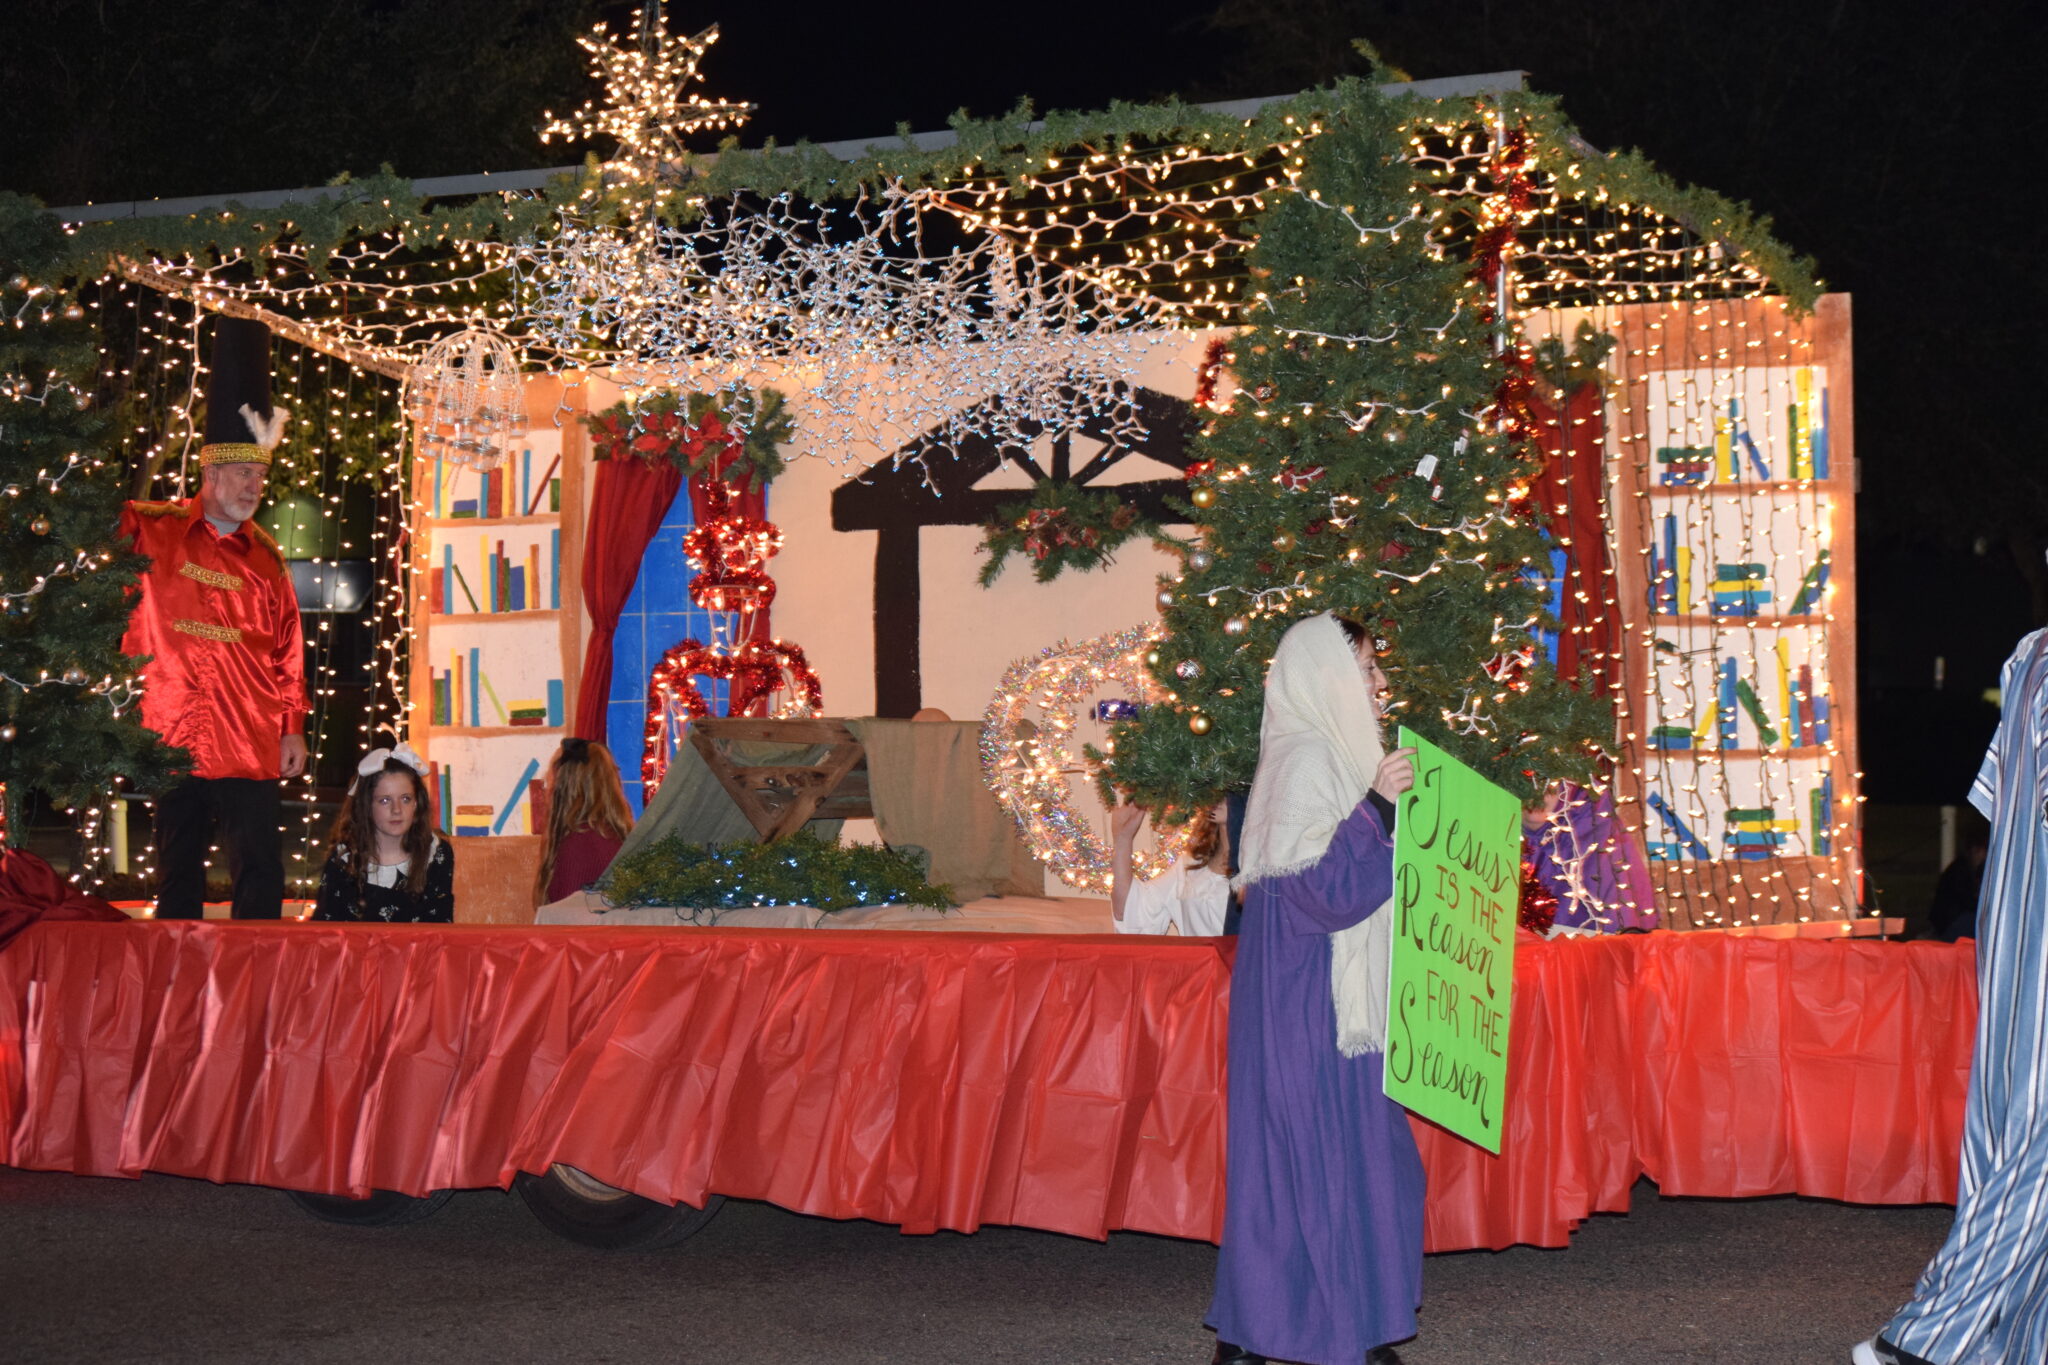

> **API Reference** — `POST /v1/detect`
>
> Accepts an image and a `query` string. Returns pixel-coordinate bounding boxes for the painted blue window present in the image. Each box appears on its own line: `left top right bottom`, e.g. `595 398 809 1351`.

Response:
604 486 748 815
1521 543 1567 669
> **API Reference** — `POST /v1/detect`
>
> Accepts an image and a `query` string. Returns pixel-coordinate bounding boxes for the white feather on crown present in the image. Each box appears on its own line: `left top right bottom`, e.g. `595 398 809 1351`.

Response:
239 402 291 451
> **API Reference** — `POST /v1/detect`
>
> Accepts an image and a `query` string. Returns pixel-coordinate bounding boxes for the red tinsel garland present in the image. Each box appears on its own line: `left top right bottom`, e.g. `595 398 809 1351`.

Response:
639 475 823 795
1192 337 1231 412
642 636 824 795
1518 857 1558 934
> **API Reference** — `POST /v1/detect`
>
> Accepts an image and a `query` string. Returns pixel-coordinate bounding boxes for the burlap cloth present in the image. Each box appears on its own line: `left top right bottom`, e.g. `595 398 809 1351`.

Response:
608 719 1040 901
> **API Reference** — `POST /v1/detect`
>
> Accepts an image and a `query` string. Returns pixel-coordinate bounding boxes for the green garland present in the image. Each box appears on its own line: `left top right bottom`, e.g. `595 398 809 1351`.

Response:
977 481 1156 586
0 83 1816 309
687 91 1818 310
587 386 792 489
598 829 955 915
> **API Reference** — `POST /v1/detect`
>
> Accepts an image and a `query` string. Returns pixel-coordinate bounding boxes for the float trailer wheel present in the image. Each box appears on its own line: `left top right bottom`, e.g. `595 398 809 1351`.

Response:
284 1187 456 1227
514 1164 724 1251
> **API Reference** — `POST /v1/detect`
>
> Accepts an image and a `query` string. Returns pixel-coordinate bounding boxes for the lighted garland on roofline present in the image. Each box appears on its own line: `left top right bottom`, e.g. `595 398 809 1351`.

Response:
0 75 1817 351
0 65 1818 415
976 481 1157 586
598 829 954 917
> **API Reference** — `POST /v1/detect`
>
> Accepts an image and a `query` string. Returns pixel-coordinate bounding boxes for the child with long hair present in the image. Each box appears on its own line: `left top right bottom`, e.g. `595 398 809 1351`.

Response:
310 742 454 923
536 738 634 905
1108 800 1232 936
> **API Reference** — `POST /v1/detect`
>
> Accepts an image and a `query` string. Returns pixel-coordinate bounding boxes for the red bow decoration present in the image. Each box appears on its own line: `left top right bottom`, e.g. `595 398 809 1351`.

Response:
642 637 824 795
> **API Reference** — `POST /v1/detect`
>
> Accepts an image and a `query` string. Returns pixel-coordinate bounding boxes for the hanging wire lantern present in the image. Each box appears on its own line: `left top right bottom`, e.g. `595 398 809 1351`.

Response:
405 327 525 471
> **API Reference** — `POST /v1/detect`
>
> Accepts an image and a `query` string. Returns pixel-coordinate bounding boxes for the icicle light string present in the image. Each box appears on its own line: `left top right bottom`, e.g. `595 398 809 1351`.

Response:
500 187 1179 480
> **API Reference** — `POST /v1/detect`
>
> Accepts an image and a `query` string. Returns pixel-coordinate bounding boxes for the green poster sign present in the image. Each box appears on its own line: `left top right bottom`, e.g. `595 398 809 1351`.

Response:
1382 726 1523 1153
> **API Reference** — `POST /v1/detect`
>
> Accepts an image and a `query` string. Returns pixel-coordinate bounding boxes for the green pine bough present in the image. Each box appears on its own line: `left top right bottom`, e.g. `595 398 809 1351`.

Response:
977 480 1157 586
1101 80 1612 813
587 385 792 489
597 829 956 915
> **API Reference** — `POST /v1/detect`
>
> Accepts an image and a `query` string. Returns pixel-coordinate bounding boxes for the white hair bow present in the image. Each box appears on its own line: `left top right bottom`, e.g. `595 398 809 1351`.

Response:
357 742 429 779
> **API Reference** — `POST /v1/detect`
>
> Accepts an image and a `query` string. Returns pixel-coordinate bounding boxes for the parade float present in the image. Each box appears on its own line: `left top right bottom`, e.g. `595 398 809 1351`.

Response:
0 8 1941 1255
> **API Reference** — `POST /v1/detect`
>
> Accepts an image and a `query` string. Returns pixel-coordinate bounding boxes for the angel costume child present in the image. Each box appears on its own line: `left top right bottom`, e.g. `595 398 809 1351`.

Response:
1111 801 1232 937
1207 613 1422 1365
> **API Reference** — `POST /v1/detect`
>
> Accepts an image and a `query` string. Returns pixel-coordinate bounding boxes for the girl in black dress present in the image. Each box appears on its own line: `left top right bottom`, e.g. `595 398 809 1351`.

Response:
310 743 454 923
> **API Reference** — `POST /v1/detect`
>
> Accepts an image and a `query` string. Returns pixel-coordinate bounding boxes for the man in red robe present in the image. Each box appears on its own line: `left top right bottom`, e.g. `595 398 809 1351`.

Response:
120 318 307 919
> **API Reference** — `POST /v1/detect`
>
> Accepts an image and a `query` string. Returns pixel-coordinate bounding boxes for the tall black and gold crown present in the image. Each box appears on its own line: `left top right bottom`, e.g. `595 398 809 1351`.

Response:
197 317 289 467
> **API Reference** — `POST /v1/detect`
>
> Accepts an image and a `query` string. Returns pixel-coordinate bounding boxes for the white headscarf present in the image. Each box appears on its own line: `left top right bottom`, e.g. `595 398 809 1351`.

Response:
1233 612 1394 1057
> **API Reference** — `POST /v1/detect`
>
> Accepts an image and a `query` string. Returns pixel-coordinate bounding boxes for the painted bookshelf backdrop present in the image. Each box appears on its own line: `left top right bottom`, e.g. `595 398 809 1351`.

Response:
1596 296 1862 926
408 379 586 884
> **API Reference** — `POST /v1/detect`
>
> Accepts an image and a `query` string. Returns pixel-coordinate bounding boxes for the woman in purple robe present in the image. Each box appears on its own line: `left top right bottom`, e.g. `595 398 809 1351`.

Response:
1207 613 1422 1365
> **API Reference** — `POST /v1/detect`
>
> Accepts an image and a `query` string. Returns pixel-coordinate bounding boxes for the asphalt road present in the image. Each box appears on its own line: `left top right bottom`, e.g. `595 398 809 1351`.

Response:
0 1166 1950 1365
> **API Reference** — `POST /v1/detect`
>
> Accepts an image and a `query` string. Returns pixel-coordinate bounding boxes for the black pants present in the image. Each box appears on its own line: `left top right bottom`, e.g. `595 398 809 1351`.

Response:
153 777 285 920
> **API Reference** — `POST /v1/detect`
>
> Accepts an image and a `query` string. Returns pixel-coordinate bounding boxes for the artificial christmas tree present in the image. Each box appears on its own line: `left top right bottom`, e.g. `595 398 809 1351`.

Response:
0 198 184 856
1105 83 1609 814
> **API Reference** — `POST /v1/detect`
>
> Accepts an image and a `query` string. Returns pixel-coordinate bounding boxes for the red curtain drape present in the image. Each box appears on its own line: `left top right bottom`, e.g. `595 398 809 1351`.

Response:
573 457 684 740
1529 380 1621 695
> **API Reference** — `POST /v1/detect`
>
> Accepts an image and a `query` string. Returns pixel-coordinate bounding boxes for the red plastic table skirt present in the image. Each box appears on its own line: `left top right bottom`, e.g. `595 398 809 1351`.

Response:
0 921 1975 1250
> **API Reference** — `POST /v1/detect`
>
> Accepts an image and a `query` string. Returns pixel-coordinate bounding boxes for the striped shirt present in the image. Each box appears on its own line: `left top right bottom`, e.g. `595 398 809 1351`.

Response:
1887 628 2048 1364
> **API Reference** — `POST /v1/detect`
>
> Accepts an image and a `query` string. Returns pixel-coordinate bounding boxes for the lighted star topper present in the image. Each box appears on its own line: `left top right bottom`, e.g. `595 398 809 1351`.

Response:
540 4 754 177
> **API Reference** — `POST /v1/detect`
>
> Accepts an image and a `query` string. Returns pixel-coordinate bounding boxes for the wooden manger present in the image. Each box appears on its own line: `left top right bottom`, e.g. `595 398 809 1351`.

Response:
687 718 874 841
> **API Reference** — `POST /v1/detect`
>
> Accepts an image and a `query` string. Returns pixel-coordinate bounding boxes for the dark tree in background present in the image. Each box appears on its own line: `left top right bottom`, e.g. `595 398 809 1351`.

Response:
2 0 604 205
